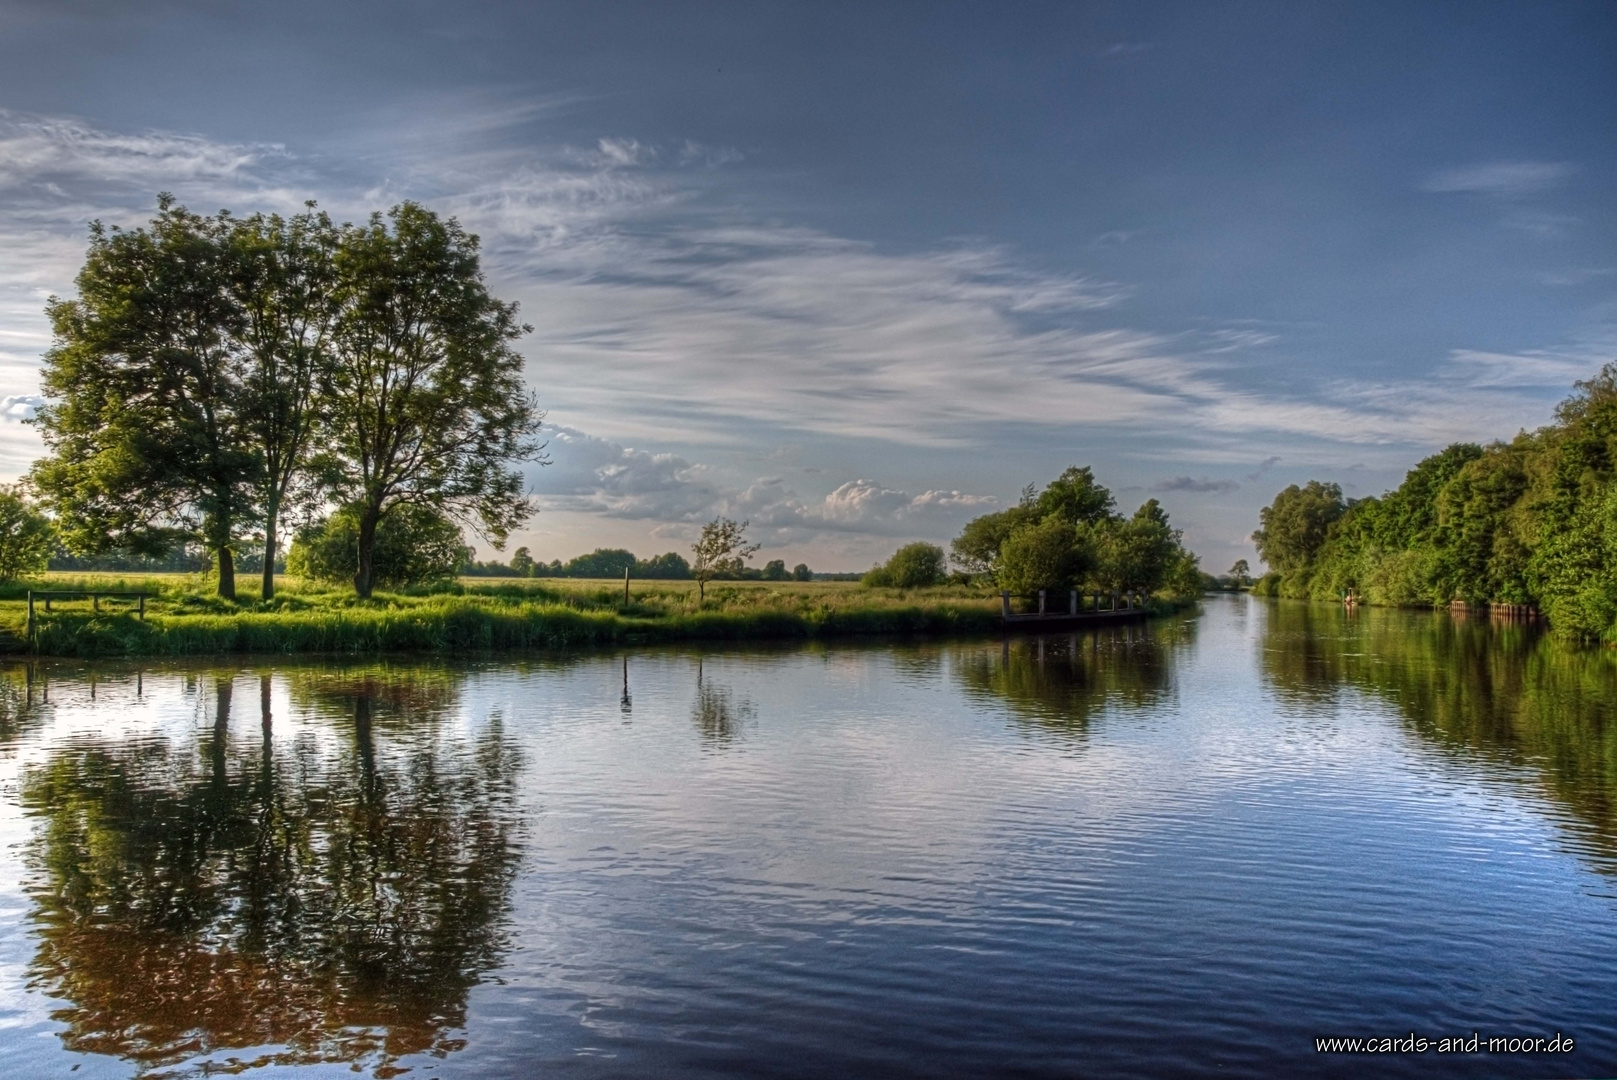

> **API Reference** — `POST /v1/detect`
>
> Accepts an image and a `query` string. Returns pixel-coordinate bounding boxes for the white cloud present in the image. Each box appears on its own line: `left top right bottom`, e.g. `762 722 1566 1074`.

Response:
727 477 996 541
0 394 44 422
1422 161 1574 196
530 426 720 521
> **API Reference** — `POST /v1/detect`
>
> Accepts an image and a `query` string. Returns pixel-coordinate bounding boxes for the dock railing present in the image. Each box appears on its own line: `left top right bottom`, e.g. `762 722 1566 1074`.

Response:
1000 589 1143 621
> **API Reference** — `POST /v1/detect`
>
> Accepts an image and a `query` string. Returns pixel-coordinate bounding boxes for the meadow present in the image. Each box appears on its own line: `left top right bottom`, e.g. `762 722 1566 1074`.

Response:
0 573 1019 657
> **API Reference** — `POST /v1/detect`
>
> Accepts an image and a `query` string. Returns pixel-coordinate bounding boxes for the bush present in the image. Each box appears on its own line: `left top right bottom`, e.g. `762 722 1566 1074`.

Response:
792 563 812 581
864 542 947 589
0 487 54 580
288 503 465 588
998 517 1085 595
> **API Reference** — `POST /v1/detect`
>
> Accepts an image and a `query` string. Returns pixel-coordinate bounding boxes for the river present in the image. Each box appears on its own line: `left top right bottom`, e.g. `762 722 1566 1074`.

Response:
0 595 1612 1078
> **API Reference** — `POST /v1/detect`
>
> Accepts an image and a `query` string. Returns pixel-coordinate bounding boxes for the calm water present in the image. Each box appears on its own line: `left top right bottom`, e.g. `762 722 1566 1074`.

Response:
0 596 1614 1078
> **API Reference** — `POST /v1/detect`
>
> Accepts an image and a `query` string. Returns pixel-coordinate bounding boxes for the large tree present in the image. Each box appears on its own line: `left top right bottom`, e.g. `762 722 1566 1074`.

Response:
1251 480 1346 576
228 206 341 599
32 198 257 598
324 203 543 598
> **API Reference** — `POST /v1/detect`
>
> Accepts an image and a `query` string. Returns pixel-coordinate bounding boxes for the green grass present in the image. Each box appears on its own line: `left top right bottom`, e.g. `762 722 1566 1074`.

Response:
0 573 1192 657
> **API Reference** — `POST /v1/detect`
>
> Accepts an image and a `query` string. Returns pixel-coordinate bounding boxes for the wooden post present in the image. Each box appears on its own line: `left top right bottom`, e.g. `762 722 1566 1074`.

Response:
138 595 145 621
623 567 630 605
1001 591 1011 619
1038 590 1046 615
92 593 100 614
26 591 34 639
1069 590 1078 616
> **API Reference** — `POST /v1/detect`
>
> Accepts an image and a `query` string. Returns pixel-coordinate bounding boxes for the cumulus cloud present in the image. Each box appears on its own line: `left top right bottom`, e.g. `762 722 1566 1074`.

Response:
530 426 720 520
727 477 995 541
1152 476 1237 494
0 394 44 421
1422 161 1574 196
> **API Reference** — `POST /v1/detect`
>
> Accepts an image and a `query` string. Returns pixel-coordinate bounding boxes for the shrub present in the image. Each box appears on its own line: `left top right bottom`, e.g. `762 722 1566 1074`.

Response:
288 503 465 589
864 542 947 589
997 518 1084 595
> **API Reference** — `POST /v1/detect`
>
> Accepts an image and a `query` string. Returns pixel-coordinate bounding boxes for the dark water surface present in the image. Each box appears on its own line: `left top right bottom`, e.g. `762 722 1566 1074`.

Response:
0 596 1615 1078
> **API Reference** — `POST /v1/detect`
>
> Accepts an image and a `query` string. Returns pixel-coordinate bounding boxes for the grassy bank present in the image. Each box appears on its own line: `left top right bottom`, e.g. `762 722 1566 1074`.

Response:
0 574 1198 658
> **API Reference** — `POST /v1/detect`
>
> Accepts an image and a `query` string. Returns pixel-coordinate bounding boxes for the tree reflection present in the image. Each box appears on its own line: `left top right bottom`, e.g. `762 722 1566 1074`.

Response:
693 659 753 744
954 622 1187 736
1258 601 1617 859
22 666 522 1077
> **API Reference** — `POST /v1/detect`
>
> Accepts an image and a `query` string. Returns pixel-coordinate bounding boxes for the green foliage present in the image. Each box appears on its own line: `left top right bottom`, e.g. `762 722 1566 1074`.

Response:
1251 481 1346 577
635 552 692 579
863 542 948 589
1253 363 1617 640
792 563 812 582
509 546 535 576
761 559 789 581
0 487 55 581
953 466 1201 599
288 504 465 588
997 517 1087 595
563 548 636 578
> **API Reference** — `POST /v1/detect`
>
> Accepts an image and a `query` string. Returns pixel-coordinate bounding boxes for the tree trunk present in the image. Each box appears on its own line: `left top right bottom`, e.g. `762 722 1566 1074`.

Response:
216 544 236 600
261 493 279 600
354 505 380 598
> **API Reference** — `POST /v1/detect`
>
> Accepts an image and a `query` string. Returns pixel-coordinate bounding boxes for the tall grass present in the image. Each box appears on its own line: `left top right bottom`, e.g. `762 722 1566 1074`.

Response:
2 573 1192 658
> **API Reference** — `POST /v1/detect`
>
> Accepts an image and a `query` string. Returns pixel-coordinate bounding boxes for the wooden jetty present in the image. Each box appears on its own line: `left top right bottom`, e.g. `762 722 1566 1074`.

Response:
999 589 1149 632
26 589 151 637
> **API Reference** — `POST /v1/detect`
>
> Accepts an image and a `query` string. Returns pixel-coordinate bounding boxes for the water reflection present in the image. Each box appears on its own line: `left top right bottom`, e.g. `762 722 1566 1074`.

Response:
954 621 1189 735
21 666 522 1076
1259 600 1617 859
693 659 753 745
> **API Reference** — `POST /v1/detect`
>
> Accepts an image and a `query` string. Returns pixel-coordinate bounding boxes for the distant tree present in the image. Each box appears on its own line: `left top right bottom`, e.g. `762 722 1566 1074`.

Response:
761 558 790 581
635 552 692 579
564 548 637 578
864 542 947 589
1093 499 1181 596
0 487 55 581
509 546 535 577
1229 558 1250 588
792 563 812 582
692 517 758 599
288 502 465 588
323 203 544 598
1252 481 1346 576
31 197 257 598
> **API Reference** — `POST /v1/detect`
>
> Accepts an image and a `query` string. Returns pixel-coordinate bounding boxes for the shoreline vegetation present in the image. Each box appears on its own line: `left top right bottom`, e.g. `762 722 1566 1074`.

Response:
1249 365 1617 643
0 575 1197 658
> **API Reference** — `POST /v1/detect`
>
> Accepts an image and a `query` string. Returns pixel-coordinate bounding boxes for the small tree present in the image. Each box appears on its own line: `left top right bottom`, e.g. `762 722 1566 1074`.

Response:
1229 559 1250 588
792 563 812 581
0 488 55 581
692 517 758 599
998 517 1089 595
509 546 535 577
762 559 789 581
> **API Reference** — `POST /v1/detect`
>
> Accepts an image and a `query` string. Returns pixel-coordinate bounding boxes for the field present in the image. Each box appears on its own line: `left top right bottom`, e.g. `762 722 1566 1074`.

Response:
0 573 1015 657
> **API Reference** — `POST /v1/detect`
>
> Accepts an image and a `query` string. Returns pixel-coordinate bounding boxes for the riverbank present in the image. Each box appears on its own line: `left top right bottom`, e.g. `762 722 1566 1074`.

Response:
0 574 1199 657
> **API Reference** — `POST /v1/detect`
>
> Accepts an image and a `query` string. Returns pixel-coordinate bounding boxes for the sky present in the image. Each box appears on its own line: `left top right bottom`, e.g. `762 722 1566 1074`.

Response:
0 1 1611 572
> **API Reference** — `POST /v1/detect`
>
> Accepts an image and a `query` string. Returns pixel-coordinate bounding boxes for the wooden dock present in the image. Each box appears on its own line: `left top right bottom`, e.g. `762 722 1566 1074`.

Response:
999 590 1150 631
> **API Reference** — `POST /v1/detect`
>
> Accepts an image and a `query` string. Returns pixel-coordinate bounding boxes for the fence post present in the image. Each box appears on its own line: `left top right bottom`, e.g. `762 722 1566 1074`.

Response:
623 567 630 605
26 591 33 640
1038 590 1046 615
93 593 100 614
138 595 146 621
1070 590 1078 615
1001 591 1011 619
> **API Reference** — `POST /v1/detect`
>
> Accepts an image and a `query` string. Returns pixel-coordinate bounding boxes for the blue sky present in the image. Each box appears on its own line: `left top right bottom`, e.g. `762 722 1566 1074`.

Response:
0 1 1611 571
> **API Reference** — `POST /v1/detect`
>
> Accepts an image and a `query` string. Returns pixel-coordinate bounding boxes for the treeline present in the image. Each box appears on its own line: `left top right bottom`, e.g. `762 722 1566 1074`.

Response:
1251 364 1617 641
26 196 542 600
461 545 818 582
940 465 1203 598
